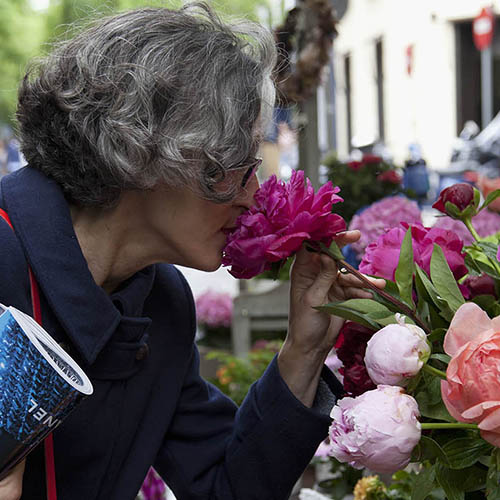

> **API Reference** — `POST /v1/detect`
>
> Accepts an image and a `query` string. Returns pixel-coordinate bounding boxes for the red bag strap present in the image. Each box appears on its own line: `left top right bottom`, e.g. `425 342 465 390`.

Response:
0 208 57 500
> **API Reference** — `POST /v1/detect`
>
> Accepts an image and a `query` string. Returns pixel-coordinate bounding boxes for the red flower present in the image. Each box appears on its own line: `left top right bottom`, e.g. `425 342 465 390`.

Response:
461 274 497 299
377 170 401 184
432 183 474 214
362 154 383 164
335 321 376 396
347 161 363 170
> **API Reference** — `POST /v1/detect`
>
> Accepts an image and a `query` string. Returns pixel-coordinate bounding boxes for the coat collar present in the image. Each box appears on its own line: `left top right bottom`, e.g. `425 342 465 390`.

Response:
1 167 155 364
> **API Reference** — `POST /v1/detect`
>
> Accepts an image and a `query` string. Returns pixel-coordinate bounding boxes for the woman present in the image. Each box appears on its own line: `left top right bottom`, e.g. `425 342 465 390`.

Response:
0 3 381 499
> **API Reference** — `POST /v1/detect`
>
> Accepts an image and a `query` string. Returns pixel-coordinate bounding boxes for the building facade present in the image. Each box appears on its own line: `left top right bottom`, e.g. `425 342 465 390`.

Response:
332 0 500 168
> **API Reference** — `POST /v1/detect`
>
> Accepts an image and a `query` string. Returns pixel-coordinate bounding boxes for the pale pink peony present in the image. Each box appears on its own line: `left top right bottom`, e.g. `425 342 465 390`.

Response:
314 438 332 458
329 386 421 474
433 208 500 246
195 290 233 328
360 223 467 282
349 196 422 259
441 302 500 447
222 170 345 278
364 319 430 386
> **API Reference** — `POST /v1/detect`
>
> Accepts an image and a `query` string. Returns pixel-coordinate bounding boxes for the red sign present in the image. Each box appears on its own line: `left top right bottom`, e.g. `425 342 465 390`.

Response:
405 45 414 76
473 7 495 51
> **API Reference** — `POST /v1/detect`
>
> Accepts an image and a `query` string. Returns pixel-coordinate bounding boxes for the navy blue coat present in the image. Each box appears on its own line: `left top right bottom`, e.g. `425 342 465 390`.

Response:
0 167 343 500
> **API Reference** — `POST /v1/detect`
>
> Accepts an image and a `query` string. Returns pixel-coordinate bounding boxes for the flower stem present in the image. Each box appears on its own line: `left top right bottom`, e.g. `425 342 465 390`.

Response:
421 422 478 430
463 218 481 242
422 363 447 379
316 244 431 334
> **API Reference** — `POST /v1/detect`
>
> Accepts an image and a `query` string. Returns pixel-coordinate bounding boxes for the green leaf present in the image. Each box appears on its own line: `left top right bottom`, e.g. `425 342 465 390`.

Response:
411 435 450 466
318 299 394 329
435 464 487 494
415 376 455 422
442 437 493 469
477 241 500 261
435 464 465 500
444 201 461 218
268 260 287 280
415 265 454 321
430 353 451 364
427 328 447 343
395 227 415 308
480 188 500 211
410 464 437 500
486 448 500 499
430 244 465 313
327 240 345 260
316 303 379 330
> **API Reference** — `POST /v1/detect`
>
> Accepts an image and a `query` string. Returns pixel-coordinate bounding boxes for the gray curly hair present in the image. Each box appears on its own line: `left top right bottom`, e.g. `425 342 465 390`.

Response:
16 2 277 207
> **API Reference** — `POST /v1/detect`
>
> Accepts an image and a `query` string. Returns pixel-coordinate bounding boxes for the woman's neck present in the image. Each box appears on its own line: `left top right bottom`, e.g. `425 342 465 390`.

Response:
70 193 162 294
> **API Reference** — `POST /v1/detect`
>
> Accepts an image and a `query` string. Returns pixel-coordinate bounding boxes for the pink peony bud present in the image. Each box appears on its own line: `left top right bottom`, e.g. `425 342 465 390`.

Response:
364 316 430 386
432 183 474 214
329 386 421 474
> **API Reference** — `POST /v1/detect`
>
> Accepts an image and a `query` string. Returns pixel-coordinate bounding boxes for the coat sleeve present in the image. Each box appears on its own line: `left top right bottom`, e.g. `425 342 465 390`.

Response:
154 342 343 500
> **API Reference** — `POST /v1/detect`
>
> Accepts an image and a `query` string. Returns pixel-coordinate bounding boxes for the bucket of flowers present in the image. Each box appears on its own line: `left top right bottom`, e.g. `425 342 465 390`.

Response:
195 290 233 350
223 172 500 499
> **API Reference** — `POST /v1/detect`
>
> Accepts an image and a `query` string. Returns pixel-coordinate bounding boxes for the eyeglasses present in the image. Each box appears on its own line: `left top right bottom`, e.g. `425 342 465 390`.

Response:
203 152 262 189
237 157 262 188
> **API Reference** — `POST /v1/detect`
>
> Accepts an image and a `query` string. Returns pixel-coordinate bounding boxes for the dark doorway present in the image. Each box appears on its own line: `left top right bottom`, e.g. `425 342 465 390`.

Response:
344 54 352 151
455 18 500 134
375 38 385 141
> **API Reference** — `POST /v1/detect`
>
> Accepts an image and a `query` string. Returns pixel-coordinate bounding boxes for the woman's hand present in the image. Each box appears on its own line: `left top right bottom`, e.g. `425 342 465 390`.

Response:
0 460 25 500
277 230 385 407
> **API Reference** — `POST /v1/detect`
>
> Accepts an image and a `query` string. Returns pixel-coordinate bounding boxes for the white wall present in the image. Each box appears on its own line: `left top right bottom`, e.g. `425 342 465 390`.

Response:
333 0 495 168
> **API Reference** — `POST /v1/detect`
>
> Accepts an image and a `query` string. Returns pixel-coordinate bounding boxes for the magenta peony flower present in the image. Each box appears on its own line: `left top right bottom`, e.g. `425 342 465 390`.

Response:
360 223 467 281
364 318 430 386
140 468 167 500
433 208 500 246
222 170 345 278
349 196 422 259
329 386 421 474
195 290 233 328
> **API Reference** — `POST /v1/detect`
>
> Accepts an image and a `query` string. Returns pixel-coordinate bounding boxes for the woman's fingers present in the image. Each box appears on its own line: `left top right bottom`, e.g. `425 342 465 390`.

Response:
303 252 339 304
333 230 361 248
0 460 25 500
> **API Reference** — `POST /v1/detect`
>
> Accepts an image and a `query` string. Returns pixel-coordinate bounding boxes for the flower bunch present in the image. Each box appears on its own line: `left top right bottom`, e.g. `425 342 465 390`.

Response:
319 182 500 497
322 152 407 223
223 174 500 497
222 169 345 278
195 290 233 328
348 195 422 259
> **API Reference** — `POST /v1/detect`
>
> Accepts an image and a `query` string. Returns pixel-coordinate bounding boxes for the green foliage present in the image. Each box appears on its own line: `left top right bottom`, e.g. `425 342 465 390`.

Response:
395 228 415 309
205 340 282 406
322 151 409 224
0 0 45 124
0 0 276 125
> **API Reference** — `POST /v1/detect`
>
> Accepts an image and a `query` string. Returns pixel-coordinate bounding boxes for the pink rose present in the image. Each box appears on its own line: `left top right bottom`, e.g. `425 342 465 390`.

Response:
222 170 345 278
441 302 500 447
329 386 421 474
364 319 430 386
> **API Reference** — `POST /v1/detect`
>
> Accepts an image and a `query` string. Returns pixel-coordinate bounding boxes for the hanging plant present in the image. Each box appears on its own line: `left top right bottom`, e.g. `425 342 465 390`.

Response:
274 0 338 105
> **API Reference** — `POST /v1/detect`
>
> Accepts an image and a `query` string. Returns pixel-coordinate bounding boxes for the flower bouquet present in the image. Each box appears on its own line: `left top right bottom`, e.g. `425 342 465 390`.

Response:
223 174 500 499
